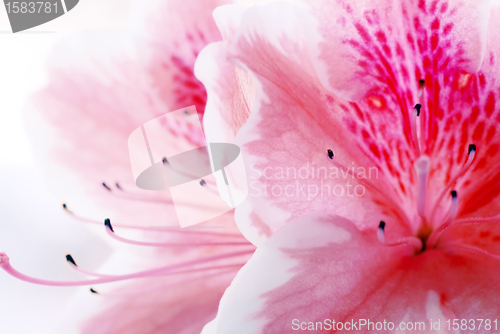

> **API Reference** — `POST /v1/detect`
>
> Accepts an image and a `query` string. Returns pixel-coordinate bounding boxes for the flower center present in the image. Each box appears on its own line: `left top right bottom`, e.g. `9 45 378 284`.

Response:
326 78 488 255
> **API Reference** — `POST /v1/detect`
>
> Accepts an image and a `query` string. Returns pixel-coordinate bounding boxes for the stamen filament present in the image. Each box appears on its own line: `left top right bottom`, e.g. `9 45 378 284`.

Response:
412 104 422 157
63 205 245 238
200 179 219 195
104 219 251 247
427 190 458 248
430 144 476 221
453 213 500 225
68 253 244 279
66 255 114 278
0 250 253 286
443 242 500 260
377 221 423 253
418 79 425 99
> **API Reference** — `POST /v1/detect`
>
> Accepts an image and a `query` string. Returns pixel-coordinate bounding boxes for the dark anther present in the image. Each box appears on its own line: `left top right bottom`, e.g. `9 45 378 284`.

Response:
102 183 111 191
184 110 189 115
468 144 477 154
115 183 122 190
162 157 168 164
327 149 334 159
451 190 457 198
62 203 67 210
104 218 114 233
414 104 422 116
379 221 386 230
418 79 425 88
200 180 206 186
90 288 99 294
66 254 77 266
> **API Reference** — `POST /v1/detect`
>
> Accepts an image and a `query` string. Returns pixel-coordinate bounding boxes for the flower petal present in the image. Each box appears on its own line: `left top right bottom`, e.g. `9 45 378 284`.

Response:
195 41 254 144
205 2 413 242
456 1 500 218
304 0 491 101
210 214 500 333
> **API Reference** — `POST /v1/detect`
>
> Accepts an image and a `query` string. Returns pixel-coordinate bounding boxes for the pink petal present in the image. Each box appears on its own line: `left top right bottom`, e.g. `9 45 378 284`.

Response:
304 0 491 101
195 41 254 144
457 2 500 218
210 215 500 333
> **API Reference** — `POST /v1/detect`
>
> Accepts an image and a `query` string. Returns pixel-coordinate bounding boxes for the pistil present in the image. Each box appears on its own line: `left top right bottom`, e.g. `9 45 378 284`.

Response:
414 155 431 219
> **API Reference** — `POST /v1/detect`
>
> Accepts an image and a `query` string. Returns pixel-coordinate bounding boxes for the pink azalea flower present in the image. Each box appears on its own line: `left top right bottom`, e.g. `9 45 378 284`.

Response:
196 0 500 332
0 0 255 333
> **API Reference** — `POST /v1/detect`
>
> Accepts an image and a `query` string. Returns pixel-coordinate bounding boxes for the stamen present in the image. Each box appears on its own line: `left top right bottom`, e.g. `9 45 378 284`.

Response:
66 254 113 278
414 155 431 218
418 79 425 98
414 103 422 117
115 183 122 190
104 218 114 232
62 206 245 238
67 253 244 279
326 149 412 228
200 179 219 195
448 190 459 222
0 250 253 286
66 254 77 266
427 190 458 248
412 104 422 156
327 149 334 160
377 221 423 253
430 144 476 221
102 183 112 191
377 221 386 244
90 288 99 294
104 219 251 247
